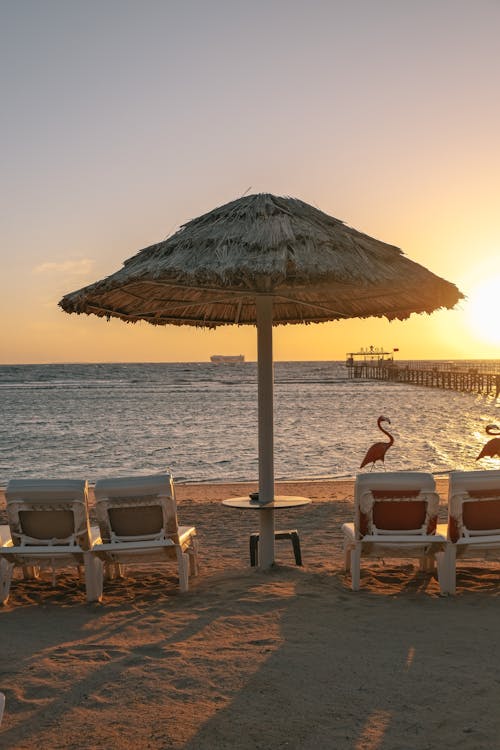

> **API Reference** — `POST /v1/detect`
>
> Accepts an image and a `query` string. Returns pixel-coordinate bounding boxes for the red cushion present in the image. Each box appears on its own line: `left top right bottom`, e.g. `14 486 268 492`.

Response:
372 500 427 530
463 499 500 531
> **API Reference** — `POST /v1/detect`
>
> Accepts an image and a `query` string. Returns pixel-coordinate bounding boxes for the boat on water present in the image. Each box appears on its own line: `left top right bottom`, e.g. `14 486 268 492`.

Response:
210 354 245 364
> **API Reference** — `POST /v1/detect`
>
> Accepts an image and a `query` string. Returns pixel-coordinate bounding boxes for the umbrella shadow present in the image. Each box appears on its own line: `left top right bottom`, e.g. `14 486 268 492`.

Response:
180 569 500 750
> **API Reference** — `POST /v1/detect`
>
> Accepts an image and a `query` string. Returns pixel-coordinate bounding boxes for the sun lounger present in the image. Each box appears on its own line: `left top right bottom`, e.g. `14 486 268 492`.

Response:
342 471 448 592
88 473 198 600
0 479 101 605
446 469 500 593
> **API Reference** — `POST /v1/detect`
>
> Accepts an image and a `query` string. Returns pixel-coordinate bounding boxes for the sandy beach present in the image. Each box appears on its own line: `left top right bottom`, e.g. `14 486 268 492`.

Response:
1 477 500 749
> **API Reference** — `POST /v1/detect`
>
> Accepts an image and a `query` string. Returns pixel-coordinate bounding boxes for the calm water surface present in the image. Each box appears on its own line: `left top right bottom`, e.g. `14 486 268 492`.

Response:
1 361 499 486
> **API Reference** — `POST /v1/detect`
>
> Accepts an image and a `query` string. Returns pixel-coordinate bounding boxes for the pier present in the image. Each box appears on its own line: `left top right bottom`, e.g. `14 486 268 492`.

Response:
346 349 500 397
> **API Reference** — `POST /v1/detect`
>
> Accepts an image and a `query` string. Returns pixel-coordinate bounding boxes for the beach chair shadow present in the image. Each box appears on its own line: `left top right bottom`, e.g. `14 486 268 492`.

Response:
88 472 199 601
0 479 101 605
341 471 448 593
446 469 500 594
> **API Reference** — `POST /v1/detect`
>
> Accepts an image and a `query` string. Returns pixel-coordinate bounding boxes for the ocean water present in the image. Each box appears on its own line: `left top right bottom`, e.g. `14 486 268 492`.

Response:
1 361 499 487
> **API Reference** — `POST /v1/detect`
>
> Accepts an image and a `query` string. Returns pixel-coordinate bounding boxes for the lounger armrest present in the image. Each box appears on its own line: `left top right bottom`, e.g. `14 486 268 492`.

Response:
178 526 196 545
360 533 447 544
454 534 500 546
89 526 102 545
0 543 87 555
92 539 176 552
0 525 11 546
341 523 355 540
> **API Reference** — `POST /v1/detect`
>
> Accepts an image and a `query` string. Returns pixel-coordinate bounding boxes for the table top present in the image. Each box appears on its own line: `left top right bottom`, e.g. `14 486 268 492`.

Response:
222 495 312 510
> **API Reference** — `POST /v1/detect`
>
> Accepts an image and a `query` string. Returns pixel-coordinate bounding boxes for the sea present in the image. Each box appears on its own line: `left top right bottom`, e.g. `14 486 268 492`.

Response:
1 361 500 488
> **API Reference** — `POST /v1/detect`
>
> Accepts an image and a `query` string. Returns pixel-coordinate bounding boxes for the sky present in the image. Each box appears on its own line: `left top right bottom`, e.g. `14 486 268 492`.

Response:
1 0 500 364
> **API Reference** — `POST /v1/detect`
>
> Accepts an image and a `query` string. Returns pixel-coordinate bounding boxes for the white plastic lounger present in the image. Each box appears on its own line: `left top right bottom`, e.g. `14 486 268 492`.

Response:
88 473 198 600
0 691 4 726
446 469 500 594
342 471 448 592
0 479 101 605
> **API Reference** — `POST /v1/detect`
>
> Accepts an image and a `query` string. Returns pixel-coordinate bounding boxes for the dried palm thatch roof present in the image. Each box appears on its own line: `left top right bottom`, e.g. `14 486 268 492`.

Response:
59 193 463 327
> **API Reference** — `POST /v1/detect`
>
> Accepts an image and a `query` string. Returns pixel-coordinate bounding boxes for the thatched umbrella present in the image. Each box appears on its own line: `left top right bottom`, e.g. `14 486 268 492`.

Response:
60 193 463 567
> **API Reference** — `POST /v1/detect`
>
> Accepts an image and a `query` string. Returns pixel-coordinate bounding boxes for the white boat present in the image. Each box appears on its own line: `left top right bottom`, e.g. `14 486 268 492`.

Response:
210 354 245 364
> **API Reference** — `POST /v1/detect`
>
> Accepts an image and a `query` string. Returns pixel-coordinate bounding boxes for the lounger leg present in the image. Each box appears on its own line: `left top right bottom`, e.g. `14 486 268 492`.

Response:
105 563 125 580
188 538 199 577
420 555 435 572
350 546 361 591
435 550 448 594
344 540 352 572
290 531 302 565
176 548 189 593
250 533 259 566
84 553 103 603
22 565 40 580
0 559 14 605
444 545 456 595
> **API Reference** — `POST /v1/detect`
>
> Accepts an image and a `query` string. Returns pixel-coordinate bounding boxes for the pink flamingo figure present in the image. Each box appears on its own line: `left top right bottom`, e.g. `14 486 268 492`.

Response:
476 424 500 461
360 415 394 470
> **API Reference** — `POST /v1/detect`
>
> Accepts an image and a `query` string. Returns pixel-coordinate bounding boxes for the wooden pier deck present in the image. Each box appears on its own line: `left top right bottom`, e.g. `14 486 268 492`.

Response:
347 359 500 397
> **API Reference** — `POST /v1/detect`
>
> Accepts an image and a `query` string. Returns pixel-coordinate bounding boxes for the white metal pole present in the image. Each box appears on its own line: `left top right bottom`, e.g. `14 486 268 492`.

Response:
256 294 275 568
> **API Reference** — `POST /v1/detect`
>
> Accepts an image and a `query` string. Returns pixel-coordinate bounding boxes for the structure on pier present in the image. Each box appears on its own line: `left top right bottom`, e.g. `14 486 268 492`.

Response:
346 346 397 373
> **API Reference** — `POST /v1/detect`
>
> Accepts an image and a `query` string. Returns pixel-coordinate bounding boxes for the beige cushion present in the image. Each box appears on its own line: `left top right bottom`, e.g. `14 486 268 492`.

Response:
5 479 90 548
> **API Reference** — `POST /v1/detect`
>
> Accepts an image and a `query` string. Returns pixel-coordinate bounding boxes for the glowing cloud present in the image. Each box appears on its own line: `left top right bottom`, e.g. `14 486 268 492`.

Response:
33 259 95 277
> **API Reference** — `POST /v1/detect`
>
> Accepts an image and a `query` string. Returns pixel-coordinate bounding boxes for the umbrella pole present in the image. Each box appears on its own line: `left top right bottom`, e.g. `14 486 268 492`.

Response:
256 294 275 568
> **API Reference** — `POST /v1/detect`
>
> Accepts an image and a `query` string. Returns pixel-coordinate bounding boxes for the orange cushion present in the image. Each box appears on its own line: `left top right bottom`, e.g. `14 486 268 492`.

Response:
373 500 427 530
463 499 500 531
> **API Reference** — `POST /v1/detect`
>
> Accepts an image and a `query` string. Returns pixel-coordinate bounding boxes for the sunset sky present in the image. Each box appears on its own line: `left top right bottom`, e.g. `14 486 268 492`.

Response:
2 0 499 364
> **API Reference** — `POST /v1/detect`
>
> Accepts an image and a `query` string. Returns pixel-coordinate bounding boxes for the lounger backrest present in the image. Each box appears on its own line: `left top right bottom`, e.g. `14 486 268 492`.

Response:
5 479 91 549
94 473 179 544
354 471 438 539
448 469 500 541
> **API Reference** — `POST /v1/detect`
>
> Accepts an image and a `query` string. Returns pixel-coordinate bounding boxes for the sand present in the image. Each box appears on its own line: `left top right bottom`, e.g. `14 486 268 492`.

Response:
1 477 500 749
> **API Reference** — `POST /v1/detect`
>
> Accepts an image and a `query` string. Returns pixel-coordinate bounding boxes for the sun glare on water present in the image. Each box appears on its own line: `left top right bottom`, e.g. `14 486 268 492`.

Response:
466 276 500 346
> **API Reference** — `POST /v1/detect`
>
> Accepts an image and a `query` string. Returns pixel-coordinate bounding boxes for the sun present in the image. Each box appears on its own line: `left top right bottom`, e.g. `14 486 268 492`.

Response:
466 277 500 346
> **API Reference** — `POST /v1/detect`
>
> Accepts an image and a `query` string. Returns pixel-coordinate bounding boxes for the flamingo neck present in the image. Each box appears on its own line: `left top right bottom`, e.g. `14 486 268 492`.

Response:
378 421 394 445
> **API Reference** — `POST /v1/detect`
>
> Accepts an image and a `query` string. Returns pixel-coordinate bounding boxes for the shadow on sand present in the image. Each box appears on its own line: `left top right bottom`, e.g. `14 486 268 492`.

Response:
1 563 500 749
